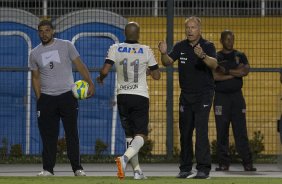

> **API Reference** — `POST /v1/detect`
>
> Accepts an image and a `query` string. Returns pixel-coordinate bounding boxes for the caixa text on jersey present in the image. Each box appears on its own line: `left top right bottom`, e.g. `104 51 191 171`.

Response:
120 84 139 90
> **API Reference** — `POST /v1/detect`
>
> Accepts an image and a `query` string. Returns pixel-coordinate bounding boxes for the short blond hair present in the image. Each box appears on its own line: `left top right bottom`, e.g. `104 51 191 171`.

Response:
184 16 201 28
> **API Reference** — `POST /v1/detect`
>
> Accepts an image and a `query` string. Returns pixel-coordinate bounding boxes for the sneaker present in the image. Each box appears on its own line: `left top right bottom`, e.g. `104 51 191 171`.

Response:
74 169 86 176
115 156 126 179
243 164 257 171
194 171 210 179
133 170 147 180
215 165 229 171
176 171 196 178
37 170 54 176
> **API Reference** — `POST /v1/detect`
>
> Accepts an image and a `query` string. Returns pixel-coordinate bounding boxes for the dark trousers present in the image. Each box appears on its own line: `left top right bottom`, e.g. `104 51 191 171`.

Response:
37 91 83 173
179 90 213 174
214 90 253 166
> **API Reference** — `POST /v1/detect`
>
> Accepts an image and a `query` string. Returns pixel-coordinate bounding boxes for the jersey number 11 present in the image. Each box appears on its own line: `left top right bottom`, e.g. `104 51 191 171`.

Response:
119 59 139 83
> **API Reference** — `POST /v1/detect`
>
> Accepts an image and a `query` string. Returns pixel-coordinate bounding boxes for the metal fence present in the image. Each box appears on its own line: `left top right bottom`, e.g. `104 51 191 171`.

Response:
0 0 281 159
1 0 282 17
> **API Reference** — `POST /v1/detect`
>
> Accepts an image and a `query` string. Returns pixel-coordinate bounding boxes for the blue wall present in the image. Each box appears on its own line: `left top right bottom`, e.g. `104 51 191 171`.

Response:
0 21 126 155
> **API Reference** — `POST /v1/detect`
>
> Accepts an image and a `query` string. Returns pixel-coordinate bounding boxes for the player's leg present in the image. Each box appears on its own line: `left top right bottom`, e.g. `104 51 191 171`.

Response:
116 94 131 179
125 95 148 179
123 95 148 161
116 94 148 179
37 94 60 175
231 91 256 171
194 91 213 178
177 92 195 178
60 91 84 175
127 135 146 179
125 137 145 179
214 92 232 171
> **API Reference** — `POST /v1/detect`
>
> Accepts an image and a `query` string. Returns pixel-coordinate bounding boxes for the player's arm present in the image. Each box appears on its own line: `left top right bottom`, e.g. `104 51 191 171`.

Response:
148 65 161 80
97 60 113 85
228 53 250 77
148 47 161 80
202 55 218 70
213 69 234 81
31 70 41 100
194 44 218 70
229 63 250 77
73 57 95 97
158 41 174 66
160 53 174 66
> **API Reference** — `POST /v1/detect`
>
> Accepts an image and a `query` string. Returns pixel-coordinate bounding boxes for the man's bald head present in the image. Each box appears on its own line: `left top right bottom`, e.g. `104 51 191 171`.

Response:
125 22 140 41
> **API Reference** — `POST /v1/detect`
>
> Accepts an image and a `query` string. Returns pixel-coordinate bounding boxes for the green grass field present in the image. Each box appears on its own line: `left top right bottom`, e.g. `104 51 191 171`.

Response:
0 177 282 184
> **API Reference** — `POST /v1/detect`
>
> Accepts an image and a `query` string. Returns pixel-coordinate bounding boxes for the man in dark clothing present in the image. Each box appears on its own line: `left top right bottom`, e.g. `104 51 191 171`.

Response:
213 30 256 172
158 16 218 179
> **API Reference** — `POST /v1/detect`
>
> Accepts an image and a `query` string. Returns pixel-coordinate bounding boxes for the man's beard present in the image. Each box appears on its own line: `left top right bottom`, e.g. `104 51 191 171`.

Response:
41 37 53 45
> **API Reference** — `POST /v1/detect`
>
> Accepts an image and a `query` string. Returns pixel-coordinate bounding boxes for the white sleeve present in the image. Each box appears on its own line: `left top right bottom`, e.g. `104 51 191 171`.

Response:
147 47 158 67
106 45 117 63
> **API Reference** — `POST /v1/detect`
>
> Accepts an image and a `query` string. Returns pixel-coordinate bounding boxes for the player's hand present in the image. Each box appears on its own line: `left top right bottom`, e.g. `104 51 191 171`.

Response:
87 82 95 98
215 65 225 73
158 41 167 55
96 76 104 85
215 65 229 75
194 44 205 59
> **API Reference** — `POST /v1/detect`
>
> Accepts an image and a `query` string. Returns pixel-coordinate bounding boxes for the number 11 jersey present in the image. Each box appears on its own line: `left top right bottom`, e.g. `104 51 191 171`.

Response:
106 42 158 98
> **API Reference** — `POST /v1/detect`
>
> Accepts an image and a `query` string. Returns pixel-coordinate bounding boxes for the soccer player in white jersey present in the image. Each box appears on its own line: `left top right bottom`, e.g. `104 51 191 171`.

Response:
97 22 161 179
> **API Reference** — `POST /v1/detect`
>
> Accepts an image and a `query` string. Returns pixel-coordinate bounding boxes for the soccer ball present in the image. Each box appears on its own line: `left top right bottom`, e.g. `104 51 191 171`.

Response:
72 80 89 100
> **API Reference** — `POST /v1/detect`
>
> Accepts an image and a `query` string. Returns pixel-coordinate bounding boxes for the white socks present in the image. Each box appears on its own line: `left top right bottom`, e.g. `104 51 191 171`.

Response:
125 136 144 172
126 138 133 149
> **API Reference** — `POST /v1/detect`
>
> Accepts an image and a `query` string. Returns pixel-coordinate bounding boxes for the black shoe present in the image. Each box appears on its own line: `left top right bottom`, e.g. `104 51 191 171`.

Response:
243 164 257 171
176 171 195 178
194 171 210 179
215 165 229 171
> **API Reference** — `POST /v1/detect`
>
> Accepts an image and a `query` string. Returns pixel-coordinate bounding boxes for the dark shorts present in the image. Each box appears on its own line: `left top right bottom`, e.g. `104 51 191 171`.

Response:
117 94 149 136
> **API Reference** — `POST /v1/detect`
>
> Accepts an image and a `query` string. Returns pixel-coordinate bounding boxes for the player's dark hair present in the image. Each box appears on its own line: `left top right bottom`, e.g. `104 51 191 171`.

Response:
38 20 54 30
221 30 234 40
